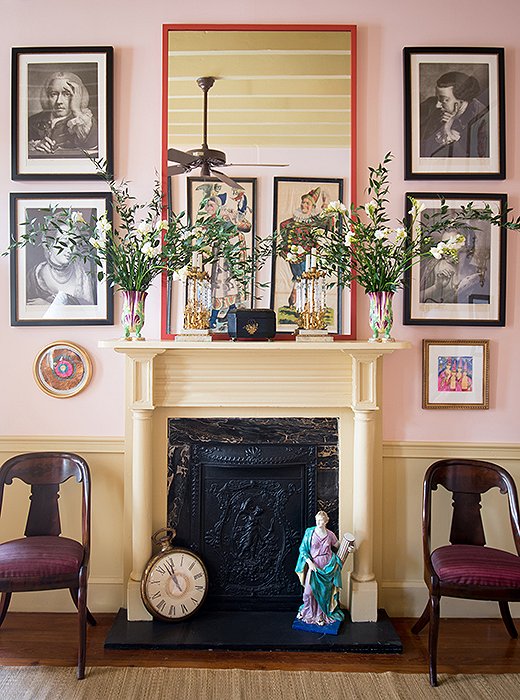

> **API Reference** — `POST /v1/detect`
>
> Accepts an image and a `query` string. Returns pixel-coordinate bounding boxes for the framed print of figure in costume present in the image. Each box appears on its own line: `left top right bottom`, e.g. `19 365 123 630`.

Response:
404 193 506 326
12 46 113 179
423 339 489 409
9 192 113 326
187 177 256 334
272 177 344 334
404 47 505 179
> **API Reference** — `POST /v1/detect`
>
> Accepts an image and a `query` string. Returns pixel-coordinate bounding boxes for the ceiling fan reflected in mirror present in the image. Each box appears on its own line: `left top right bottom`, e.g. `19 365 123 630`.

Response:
167 76 288 191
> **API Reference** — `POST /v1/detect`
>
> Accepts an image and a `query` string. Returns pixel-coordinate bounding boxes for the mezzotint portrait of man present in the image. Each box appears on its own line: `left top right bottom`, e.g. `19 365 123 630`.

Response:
27 63 99 159
419 63 490 159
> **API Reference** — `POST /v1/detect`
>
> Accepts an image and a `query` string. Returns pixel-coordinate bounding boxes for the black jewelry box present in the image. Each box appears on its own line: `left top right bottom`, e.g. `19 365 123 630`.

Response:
227 308 276 340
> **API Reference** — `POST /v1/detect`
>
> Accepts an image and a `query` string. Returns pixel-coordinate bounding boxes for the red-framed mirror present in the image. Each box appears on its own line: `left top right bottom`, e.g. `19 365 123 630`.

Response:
161 24 357 339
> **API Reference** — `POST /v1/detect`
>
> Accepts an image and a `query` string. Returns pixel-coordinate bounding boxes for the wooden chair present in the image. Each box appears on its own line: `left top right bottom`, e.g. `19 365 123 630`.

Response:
412 458 520 686
0 452 96 679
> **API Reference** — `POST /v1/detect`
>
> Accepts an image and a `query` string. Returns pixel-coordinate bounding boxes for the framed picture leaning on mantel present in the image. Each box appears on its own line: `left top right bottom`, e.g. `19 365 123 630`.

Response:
187 176 257 335
271 177 348 335
403 192 507 327
12 46 113 179
423 339 489 410
403 47 505 179
9 192 113 326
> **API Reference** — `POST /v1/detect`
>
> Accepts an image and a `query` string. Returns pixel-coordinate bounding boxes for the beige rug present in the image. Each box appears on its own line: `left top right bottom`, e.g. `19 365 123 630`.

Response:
0 666 518 700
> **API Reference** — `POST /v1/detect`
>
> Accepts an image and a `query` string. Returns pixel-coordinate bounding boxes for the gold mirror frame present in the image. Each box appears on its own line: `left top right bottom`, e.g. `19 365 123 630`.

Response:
161 23 357 339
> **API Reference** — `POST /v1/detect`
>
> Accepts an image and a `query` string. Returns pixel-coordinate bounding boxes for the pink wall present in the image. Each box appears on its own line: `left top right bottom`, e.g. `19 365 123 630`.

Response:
1 0 519 442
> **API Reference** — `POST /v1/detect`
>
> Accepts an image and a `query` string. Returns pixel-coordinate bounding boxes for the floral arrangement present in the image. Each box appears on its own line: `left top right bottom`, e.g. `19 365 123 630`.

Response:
10 159 258 295
279 153 516 294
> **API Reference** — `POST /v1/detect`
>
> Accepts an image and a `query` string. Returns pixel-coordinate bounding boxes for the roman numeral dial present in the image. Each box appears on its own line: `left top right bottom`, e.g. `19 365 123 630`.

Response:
141 546 208 622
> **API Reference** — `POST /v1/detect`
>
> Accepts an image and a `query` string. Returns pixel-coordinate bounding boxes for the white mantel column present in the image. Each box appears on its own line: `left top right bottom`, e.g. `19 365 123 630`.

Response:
115 347 165 621
348 351 382 622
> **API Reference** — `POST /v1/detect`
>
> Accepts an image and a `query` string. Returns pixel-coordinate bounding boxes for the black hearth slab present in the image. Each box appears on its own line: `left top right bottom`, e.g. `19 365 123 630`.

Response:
104 608 402 654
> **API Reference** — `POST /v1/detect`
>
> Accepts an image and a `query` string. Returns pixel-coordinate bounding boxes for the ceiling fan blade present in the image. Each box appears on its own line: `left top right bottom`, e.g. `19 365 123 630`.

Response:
223 163 289 168
211 169 245 191
167 164 187 176
167 148 197 166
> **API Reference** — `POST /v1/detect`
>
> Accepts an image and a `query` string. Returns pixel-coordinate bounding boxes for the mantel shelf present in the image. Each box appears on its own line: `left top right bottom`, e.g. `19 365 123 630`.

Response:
99 339 412 354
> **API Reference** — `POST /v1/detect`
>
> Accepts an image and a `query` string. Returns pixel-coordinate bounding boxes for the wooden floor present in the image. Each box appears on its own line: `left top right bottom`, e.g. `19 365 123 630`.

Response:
0 613 519 675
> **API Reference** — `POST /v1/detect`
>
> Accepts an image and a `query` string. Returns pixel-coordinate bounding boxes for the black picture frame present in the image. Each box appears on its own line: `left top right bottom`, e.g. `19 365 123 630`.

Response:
271 177 346 335
403 192 507 326
12 46 113 180
10 192 114 326
403 47 505 180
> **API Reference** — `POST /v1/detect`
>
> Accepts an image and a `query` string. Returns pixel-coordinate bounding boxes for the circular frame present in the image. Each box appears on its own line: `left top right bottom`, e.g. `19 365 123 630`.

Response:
33 341 92 398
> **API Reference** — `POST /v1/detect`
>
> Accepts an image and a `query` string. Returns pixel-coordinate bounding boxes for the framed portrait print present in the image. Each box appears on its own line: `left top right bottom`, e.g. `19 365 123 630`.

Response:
404 193 507 326
186 176 257 335
33 341 93 398
271 177 347 335
404 47 505 179
12 46 113 179
423 339 489 409
10 192 113 326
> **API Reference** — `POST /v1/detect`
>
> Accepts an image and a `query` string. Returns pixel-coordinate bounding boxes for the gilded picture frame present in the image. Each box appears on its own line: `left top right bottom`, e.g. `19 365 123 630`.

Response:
422 339 489 409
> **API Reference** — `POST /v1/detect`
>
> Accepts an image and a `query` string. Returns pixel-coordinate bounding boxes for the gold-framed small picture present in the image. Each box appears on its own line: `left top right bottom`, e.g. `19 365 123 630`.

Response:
422 339 489 409
33 341 92 398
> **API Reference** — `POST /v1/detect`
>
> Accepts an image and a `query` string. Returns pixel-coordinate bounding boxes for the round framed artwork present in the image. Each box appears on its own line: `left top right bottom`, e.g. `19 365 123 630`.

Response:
33 341 92 398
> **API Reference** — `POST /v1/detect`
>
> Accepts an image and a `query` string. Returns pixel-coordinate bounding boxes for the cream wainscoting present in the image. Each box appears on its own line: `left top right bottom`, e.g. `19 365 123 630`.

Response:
0 436 519 617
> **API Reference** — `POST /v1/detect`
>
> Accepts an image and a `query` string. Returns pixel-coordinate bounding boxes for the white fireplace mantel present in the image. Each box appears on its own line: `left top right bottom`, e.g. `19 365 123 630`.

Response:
100 339 411 622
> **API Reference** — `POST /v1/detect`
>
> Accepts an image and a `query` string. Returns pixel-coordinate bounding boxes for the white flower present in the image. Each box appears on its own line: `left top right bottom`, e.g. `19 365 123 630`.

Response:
158 219 169 231
89 236 102 250
345 231 355 246
446 233 465 250
374 229 386 240
408 199 425 216
95 215 111 235
364 200 377 217
395 227 407 242
430 247 443 259
286 252 297 262
142 240 161 258
137 221 152 237
326 200 348 213
71 211 86 224
171 266 188 283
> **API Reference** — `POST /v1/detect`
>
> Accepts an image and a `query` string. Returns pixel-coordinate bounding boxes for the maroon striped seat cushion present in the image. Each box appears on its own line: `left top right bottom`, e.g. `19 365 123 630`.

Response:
432 544 520 588
0 536 83 589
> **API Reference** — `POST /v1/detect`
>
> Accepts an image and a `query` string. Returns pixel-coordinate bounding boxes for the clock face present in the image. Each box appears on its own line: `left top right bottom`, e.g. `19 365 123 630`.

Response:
142 548 208 621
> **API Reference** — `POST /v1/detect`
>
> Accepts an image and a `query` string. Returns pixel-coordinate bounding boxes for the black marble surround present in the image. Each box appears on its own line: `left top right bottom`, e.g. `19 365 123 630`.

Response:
167 418 339 611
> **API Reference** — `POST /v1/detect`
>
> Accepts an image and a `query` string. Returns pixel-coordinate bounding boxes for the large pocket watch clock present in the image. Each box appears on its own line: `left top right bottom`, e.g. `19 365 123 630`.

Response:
141 528 208 621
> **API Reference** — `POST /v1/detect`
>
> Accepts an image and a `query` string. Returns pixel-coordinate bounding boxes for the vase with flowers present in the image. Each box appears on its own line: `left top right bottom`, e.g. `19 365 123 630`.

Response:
292 153 515 341
8 159 260 340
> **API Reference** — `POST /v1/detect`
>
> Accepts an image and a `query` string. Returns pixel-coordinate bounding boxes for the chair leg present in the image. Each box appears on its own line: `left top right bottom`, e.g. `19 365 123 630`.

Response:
499 601 518 639
69 588 97 626
76 577 87 680
411 600 430 634
428 594 441 687
0 592 12 628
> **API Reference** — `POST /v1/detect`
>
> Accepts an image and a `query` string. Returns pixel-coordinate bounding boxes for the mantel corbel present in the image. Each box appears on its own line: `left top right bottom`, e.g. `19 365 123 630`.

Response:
114 348 166 410
348 350 384 412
